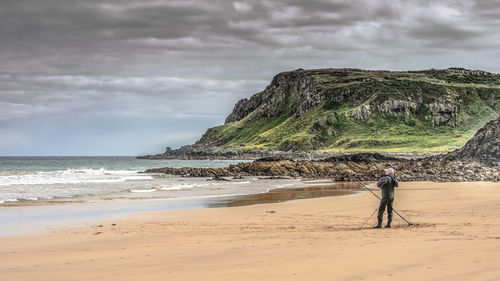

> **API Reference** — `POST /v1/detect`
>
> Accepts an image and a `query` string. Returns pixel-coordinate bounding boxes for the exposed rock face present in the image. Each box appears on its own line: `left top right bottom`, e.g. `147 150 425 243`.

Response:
429 103 457 126
445 115 500 164
224 70 322 124
377 99 417 118
224 96 264 124
351 104 371 120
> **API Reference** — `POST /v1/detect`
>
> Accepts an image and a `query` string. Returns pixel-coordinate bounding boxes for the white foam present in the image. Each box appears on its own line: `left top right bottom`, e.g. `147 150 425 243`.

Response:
232 181 252 185
130 189 157 193
0 168 152 186
158 184 195 191
0 166 307 206
276 183 296 188
0 199 18 204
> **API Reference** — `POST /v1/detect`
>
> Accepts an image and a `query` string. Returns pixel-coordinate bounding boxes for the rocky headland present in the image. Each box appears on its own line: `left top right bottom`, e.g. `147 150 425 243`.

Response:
145 116 500 182
140 67 500 160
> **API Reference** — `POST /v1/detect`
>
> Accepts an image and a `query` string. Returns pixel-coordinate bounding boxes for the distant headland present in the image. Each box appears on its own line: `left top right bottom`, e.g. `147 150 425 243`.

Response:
140 67 500 160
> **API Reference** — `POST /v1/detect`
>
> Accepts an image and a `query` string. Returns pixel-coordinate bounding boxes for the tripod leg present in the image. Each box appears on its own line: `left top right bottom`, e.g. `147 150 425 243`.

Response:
361 208 378 228
393 209 413 226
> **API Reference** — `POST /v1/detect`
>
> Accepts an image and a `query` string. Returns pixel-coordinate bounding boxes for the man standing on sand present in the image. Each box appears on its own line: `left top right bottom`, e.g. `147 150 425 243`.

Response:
373 168 398 228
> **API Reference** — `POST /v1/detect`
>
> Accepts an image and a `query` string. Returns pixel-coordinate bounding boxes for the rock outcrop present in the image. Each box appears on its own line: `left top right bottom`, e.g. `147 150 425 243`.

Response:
351 104 372 120
224 69 321 124
144 155 499 182
445 115 500 164
429 103 457 126
224 95 264 124
140 67 500 159
377 99 417 119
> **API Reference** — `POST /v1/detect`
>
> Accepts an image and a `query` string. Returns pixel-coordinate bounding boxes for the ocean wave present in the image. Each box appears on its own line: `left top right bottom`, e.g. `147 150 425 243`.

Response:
276 183 296 188
0 197 51 204
158 184 195 191
130 189 157 193
0 168 152 186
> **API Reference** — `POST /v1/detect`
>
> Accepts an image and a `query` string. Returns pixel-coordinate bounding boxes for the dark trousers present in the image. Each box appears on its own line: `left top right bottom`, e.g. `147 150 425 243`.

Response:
377 197 394 225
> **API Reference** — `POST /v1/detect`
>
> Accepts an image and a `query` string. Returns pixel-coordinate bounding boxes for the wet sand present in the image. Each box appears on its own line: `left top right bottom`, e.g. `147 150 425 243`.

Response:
207 181 361 208
1 181 499 281
0 182 360 236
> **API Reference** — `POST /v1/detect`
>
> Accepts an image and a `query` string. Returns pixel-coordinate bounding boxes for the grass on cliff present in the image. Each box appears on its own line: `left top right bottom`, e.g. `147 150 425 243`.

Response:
206 103 498 154
199 70 500 154
318 114 471 154
206 108 472 153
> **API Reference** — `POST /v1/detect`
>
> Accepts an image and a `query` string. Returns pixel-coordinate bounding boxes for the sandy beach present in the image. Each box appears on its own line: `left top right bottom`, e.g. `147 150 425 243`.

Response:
1 181 499 281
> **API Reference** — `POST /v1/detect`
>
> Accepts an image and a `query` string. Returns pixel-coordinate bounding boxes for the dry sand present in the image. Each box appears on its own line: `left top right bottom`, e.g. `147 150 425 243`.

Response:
1 181 499 281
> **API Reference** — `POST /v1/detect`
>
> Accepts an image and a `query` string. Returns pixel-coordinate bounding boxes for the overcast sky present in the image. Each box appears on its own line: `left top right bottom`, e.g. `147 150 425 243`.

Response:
1 0 499 156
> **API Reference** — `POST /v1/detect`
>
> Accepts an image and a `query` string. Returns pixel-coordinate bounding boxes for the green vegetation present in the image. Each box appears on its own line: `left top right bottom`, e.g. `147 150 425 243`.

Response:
198 68 500 154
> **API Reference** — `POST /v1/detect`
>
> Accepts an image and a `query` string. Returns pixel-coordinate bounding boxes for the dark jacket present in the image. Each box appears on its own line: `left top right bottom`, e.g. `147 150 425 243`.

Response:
377 174 398 199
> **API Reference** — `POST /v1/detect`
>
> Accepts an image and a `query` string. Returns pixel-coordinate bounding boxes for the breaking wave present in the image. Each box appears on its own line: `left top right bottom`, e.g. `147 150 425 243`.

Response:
0 168 152 186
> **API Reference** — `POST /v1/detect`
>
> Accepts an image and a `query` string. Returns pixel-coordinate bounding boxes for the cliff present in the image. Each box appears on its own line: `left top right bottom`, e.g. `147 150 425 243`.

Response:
142 67 500 159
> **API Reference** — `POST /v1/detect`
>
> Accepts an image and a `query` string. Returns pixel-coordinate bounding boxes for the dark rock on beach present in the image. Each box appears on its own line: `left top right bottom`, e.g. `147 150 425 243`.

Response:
323 153 400 163
145 157 499 182
444 116 500 165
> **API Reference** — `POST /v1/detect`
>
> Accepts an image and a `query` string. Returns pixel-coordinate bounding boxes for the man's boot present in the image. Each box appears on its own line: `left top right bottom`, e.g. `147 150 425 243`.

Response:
386 204 393 228
373 212 383 228
385 213 392 228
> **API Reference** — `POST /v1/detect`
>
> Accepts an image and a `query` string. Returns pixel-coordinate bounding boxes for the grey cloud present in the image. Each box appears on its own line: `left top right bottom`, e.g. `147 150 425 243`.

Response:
2 0 497 75
472 0 500 20
0 72 266 125
408 20 482 42
0 0 499 155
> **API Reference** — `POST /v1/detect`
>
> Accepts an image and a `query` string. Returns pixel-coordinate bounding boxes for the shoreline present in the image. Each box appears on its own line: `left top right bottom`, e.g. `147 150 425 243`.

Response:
1 181 499 280
0 181 362 236
0 177 358 210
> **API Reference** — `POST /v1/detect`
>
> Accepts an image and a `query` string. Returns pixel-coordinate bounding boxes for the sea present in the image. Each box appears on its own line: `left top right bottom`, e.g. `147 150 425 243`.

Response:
0 156 361 236
0 156 309 205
